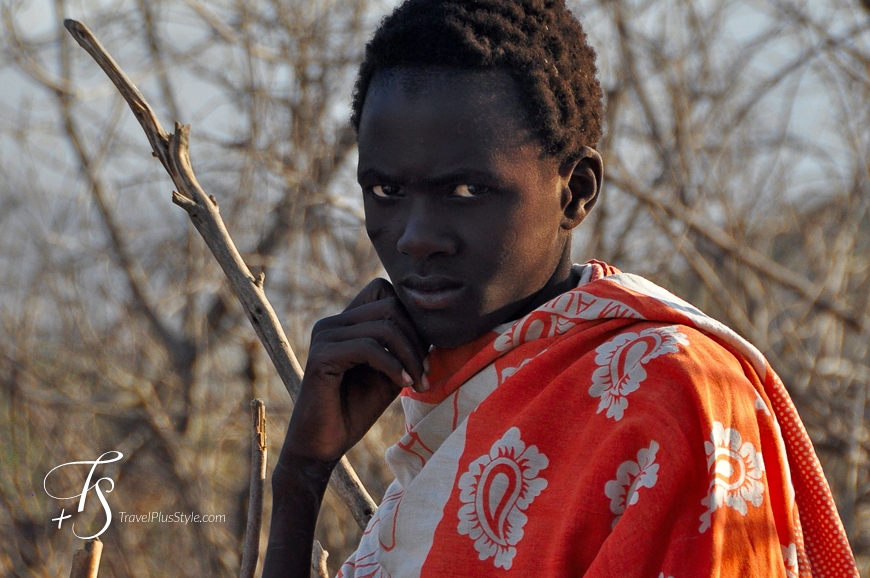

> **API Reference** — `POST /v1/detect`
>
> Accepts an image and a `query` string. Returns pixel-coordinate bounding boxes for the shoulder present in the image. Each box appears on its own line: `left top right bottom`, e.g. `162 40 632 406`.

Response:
606 321 761 407
571 320 764 452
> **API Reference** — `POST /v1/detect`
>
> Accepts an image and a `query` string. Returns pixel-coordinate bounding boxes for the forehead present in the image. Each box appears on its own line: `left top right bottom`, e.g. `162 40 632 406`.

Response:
357 68 541 176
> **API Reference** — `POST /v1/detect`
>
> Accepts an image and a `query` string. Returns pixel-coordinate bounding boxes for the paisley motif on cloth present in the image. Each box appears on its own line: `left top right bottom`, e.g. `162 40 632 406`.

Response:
456 427 548 569
338 261 858 578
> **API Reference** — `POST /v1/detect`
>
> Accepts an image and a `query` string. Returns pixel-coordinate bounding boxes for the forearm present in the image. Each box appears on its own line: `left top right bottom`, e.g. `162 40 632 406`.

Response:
262 453 338 578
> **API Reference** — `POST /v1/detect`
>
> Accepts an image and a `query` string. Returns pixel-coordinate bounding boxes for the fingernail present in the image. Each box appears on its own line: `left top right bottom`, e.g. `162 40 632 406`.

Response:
402 370 413 387
420 374 430 392
423 357 431 374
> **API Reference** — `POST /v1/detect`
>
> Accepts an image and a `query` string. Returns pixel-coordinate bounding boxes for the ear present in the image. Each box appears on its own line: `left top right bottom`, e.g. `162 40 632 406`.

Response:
559 147 603 230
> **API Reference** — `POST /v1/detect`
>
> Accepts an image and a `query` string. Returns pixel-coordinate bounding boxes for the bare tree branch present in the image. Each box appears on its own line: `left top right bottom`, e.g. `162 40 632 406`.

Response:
63 18 377 530
52 13 190 380
239 399 267 578
608 172 870 335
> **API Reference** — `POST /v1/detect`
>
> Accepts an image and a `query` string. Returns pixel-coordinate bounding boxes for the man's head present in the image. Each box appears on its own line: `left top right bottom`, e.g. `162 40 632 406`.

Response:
354 0 604 348
351 0 604 162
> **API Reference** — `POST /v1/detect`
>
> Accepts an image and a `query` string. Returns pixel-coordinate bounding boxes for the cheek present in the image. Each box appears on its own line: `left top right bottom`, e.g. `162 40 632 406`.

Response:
475 223 533 290
495 229 521 266
494 203 566 281
500 200 559 257
364 205 396 252
522 193 567 252
365 221 384 244
496 228 556 279
365 224 400 276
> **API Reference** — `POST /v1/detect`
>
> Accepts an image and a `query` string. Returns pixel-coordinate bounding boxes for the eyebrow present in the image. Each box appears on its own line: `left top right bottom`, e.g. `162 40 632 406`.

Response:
356 168 390 184
357 167 501 187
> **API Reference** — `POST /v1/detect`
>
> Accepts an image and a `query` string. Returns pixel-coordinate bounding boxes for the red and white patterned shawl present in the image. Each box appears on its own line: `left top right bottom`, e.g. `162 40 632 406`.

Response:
337 261 857 578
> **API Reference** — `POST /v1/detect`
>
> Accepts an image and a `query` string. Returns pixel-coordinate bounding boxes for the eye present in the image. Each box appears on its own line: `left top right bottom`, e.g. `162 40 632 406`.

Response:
452 184 489 198
371 185 402 198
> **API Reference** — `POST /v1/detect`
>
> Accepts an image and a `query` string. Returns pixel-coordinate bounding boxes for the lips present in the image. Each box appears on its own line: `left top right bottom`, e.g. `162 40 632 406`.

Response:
400 275 465 310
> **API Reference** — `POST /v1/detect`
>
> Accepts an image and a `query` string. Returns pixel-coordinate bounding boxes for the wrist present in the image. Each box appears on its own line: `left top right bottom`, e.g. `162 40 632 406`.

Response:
272 452 339 495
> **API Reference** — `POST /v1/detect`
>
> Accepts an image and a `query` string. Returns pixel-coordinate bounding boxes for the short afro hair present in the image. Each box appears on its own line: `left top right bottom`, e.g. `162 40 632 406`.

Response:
350 0 604 161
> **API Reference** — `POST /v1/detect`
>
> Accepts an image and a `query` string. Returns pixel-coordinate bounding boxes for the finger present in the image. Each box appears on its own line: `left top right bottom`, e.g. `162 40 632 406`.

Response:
317 278 430 390
312 338 413 391
316 296 429 360
341 363 405 418
340 279 429 357
316 320 427 390
343 277 395 312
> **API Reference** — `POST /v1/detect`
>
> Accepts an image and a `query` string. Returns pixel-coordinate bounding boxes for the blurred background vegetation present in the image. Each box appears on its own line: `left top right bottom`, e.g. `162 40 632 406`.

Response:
0 0 867 576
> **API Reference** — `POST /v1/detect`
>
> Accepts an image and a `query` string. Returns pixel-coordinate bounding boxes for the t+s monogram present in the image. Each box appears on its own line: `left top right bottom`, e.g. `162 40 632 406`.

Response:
43 451 123 539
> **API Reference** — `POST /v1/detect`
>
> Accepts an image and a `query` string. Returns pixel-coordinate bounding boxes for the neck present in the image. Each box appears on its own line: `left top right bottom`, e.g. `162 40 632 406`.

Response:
507 255 577 322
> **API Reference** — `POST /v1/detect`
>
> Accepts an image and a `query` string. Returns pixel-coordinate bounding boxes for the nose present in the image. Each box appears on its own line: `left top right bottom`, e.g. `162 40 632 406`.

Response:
396 196 457 259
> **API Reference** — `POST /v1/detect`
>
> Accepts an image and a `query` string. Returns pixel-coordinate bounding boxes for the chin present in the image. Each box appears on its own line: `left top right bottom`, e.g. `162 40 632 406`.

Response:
427 333 475 349
411 300 525 349
416 319 491 349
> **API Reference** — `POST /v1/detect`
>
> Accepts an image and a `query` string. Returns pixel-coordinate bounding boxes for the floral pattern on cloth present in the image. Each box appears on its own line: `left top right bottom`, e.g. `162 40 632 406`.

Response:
699 421 766 533
588 326 688 421
604 440 660 528
337 261 858 578
456 427 548 569
783 543 799 578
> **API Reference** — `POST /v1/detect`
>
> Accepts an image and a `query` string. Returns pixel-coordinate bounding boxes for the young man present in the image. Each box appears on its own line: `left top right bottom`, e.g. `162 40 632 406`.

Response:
263 1 857 576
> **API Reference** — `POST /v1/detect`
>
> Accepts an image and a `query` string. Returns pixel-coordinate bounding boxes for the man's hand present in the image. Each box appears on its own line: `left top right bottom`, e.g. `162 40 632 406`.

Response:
263 278 429 578
281 277 430 464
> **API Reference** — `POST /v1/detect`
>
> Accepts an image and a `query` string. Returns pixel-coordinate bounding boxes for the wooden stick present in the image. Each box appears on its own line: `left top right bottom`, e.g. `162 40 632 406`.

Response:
239 400 267 578
311 540 329 578
69 538 103 578
63 18 377 529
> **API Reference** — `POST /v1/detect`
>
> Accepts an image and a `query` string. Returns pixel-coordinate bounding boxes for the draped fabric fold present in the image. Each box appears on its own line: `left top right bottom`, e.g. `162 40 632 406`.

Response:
338 261 857 578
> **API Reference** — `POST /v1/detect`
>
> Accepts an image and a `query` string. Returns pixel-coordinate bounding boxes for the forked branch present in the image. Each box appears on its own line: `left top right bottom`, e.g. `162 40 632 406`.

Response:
63 18 377 530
